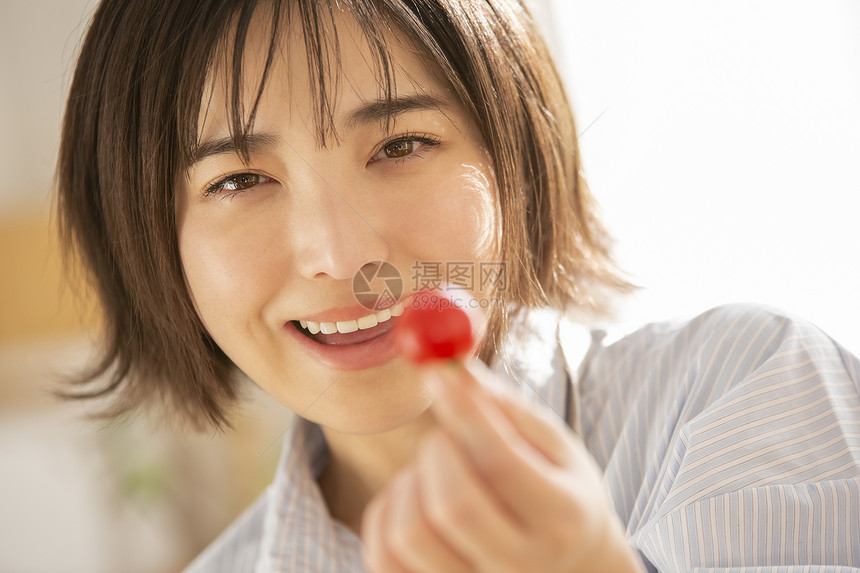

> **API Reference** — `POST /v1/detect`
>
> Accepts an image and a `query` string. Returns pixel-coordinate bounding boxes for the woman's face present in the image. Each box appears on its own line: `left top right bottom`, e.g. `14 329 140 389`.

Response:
175 11 499 434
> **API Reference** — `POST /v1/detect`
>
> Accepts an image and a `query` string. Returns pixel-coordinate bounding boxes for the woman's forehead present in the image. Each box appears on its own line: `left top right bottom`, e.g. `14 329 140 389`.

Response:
196 5 454 146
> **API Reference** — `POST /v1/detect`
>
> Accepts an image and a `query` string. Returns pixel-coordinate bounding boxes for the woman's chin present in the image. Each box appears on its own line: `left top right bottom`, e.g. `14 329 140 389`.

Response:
272 358 434 435
322 395 435 436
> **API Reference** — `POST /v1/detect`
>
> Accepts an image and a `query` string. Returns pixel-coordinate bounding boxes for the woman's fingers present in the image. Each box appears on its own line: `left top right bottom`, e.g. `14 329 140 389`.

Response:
362 428 525 573
384 467 473 573
361 488 415 573
363 358 617 573
465 359 578 468
416 429 526 569
425 361 569 524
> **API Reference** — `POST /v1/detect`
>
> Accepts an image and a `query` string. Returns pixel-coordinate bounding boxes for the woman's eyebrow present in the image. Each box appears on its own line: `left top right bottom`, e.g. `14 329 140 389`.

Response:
343 93 451 130
189 94 450 168
189 132 282 168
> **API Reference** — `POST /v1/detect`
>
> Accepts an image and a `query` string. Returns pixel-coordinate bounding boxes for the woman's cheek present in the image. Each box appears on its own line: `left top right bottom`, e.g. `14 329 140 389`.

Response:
389 162 499 263
177 207 289 340
454 162 500 257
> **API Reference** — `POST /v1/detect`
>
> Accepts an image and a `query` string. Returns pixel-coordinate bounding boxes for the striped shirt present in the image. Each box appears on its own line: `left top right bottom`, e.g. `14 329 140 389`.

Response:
184 304 860 572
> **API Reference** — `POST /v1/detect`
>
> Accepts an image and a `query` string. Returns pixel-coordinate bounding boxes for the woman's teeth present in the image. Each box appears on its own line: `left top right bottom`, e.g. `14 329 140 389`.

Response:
299 301 405 335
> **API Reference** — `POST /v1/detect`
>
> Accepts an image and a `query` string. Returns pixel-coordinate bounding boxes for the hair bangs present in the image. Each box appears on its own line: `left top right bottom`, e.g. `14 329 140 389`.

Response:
182 0 410 168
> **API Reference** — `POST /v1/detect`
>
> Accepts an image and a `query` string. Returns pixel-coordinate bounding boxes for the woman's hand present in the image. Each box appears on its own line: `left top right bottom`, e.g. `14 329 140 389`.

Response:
360 360 645 573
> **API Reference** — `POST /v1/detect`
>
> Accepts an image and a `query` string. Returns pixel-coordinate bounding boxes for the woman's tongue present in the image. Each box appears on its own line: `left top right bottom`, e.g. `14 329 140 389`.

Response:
306 318 395 346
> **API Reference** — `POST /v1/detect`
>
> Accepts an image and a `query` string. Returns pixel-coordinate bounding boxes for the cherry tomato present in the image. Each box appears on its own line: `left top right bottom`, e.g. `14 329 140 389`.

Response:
394 290 475 363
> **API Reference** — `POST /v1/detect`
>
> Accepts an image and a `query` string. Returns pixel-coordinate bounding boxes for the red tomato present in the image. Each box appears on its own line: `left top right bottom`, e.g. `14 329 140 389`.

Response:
394 290 475 363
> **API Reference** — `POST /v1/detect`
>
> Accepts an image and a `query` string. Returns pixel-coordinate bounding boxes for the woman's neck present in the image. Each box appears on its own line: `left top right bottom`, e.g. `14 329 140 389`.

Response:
316 408 438 536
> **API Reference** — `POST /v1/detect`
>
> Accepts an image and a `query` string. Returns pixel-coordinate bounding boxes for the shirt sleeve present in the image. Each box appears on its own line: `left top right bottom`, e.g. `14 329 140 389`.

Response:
182 489 269 573
578 304 860 572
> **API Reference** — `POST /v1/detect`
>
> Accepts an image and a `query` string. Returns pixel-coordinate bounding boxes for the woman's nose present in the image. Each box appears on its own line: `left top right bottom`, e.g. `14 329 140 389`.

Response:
290 175 390 282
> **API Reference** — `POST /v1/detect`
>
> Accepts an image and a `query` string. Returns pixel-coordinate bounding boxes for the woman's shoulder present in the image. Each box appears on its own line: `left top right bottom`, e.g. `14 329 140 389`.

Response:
575 302 860 497
579 302 858 409
573 303 860 570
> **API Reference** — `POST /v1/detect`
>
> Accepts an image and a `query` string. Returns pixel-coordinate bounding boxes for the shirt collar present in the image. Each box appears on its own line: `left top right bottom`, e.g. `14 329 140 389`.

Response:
254 417 366 573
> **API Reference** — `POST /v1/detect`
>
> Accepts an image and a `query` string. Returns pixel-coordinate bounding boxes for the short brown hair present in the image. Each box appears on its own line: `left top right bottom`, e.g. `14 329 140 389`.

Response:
56 0 631 432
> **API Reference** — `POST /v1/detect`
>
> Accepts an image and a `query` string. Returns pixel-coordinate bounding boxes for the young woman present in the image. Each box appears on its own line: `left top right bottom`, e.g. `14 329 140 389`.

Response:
56 0 860 572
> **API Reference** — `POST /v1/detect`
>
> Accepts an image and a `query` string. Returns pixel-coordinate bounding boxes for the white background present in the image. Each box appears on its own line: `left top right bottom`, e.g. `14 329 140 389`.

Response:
534 0 860 354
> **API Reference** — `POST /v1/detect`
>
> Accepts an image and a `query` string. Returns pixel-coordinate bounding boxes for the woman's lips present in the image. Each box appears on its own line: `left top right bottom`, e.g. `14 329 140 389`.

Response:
284 317 400 371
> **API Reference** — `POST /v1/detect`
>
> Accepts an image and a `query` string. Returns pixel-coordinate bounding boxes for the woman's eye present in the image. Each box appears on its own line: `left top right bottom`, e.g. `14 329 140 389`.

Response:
204 173 270 199
385 139 414 158
372 134 441 163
